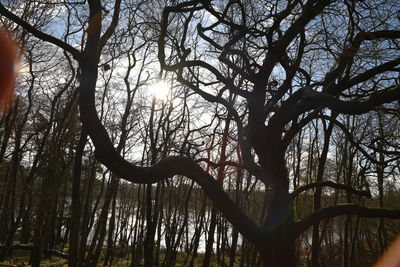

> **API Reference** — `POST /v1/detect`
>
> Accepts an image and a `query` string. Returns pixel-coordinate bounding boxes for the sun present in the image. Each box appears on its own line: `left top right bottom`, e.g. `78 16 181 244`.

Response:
150 80 170 101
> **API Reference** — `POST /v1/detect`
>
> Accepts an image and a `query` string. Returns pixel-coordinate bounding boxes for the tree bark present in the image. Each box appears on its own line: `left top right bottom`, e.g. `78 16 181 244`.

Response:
68 129 87 267
311 118 335 267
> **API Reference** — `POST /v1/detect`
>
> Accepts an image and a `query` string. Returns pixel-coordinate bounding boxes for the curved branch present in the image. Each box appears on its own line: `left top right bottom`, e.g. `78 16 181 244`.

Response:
320 115 396 165
76 1 261 245
261 0 333 73
274 0 331 50
99 0 122 50
176 74 265 182
290 181 371 199
0 3 81 61
294 204 400 236
196 158 242 169
332 57 400 94
324 31 400 91
158 3 253 97
303 84 400 115
271 69 400 130
80 100 261 241
1 0 258 244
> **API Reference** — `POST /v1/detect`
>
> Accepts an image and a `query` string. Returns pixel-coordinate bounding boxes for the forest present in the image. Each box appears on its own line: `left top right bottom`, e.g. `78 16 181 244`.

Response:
0 0 399 266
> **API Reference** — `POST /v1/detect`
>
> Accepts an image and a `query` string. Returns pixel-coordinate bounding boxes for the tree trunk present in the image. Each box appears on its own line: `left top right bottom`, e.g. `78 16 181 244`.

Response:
311 118 335 267
143 184 160 267
260 144 296 267
260 232 296 267
69 129 87 267
203 205 217 267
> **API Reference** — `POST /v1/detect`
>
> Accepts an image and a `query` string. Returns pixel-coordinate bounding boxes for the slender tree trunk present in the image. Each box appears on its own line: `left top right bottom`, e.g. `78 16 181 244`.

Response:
189 197 206 267
377 113 387 253
203 117 231 267
103 192 117 266
311 118 335 267
229 229 239 267
143 184 160 267
78 160 97 265
203 206 217 267
0 104 18 244
86 174 119 267
20 193 33 243
69 129 87 267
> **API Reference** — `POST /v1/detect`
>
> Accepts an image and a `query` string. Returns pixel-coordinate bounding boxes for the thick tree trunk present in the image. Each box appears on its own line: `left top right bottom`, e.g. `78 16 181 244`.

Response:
259 195 296 266
259 145 296 267
260 232 296 267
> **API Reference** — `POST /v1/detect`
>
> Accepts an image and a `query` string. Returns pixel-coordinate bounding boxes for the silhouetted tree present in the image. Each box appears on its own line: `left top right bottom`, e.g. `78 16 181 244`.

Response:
1 0 400 266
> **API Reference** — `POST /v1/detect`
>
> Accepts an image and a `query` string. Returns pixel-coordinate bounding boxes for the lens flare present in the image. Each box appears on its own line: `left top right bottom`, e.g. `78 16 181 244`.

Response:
0 27 19 112
374 235 400 267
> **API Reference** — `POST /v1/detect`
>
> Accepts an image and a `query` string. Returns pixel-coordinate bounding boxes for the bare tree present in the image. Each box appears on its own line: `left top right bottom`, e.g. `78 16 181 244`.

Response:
1 0 400 266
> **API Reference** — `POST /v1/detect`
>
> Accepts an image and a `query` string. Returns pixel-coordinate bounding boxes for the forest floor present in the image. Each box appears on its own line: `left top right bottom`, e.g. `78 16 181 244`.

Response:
0 250 229 267
0 258 227 267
